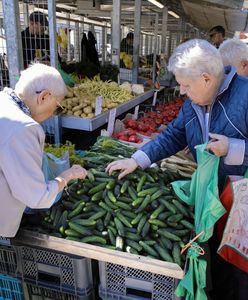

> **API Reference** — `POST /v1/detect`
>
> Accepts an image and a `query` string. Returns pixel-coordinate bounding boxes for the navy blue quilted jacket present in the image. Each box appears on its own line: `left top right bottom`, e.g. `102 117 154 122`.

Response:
134 66 248 189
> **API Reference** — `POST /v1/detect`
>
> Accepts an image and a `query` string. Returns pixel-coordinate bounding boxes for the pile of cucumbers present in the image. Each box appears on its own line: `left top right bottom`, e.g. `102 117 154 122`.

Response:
41 166 194 267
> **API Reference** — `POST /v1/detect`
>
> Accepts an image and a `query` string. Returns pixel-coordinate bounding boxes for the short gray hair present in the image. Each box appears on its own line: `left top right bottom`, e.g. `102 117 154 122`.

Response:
219 38 248 68
15 63 67 100
168 39 224 79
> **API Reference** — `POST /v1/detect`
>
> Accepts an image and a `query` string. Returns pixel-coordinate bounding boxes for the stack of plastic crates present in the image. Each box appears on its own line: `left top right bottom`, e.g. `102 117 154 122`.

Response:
16 245 93 300
0 237 24 299
0 273 23 300
98 261 180 300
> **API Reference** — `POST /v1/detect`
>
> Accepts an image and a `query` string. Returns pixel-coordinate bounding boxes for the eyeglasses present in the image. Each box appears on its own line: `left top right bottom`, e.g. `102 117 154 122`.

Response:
36 91 65 115
55 101 65 115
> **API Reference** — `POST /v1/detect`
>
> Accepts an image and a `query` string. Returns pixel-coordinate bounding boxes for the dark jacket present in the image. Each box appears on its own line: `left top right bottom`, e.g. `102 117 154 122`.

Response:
21 27 50 68
133 66 248 189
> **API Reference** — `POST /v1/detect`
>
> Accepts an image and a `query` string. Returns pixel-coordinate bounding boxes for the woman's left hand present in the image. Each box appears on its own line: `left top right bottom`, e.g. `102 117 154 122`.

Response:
206 133 229 157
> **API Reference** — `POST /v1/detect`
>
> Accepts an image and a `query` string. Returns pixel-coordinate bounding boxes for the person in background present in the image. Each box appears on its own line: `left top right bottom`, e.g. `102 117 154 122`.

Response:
0 64 87 237
219 38 248 77
21 11 50 68
106 39 248 300
209 25 225 48
120 32 134 68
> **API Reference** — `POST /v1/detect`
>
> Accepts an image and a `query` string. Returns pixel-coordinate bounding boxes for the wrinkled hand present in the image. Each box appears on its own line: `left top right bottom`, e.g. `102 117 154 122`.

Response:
61 164 88 183
106 158 138 180
206 133 229 157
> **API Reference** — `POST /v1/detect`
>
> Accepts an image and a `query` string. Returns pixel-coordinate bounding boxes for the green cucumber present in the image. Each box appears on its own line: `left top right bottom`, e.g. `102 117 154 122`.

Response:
137 175 147 193
126 239 142 252
137 187 158 198
150 204 165 220
121 180 130 194
73 218 96 227
137 215 147 235
107 191 117 203
89 210 107 221
154 244 173 262
139 241 158 257
172 242 182 266
108 228 116 246
157 229 181 242
124 232 141 242
68 202 85 219
91 191 104 202
81 236 107 245
135 195 151 213
167 214 184 223
180 220 194 230
68 222 92 236
114 217 125 236
89 182 107 195
172 199 190 217
115 201 132 211
106 179 116 190
116 212 132 228
131 212 144 226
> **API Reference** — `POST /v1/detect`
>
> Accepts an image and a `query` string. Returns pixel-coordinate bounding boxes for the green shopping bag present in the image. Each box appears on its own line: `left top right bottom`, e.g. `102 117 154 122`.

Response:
172 143 226 242
175 242 207 300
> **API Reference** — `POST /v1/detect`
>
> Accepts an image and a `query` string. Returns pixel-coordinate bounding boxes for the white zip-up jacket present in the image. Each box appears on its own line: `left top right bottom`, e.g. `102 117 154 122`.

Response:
0 89 58 237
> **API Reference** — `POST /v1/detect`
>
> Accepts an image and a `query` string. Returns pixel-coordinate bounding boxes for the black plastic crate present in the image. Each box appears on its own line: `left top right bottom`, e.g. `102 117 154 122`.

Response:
0 244 17 276
16 246 93 297
26 282 94 300
99 261 180 300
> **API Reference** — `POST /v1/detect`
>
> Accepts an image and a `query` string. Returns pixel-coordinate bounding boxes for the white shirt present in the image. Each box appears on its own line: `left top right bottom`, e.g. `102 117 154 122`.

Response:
0 90 58 237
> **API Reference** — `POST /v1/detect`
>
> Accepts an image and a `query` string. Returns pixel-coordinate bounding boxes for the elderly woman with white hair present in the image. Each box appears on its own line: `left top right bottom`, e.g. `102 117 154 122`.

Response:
219 38 248 77
0 63 87 238
106 39 248 299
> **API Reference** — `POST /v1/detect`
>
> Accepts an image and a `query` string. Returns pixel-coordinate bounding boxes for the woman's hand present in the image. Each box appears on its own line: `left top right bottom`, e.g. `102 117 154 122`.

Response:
61 164 88 182
106 158 138 180
206 133 229 157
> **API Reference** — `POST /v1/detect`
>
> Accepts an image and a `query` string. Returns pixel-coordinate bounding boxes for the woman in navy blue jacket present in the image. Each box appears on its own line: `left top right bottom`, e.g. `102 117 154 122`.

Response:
107 39 248 299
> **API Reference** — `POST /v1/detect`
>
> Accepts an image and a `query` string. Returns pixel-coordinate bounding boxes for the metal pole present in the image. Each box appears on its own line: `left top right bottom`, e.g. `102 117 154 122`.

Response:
149 35 153 55
102 25 106 65
66 13 71 62
2 0 23 88
168 31 172 57
132 0 141 84
145 34 149 55
75 22 80 62
23 3 29 28
161 6 168 54
48 0 61 145
152 13 158 83
48 0 58 68
111 0 121 67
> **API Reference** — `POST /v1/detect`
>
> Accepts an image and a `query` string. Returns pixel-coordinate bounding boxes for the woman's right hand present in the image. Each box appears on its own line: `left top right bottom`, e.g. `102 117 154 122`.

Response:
60 165 88 183
106 158 138 180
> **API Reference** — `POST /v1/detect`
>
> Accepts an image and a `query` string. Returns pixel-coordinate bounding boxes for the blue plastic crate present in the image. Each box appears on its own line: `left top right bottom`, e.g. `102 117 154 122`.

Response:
16 245 93 297
99 261 180 300
0 274 23 300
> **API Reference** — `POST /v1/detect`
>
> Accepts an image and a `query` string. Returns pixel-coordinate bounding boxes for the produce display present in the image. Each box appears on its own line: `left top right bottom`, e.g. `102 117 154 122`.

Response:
123 97 184 137
160 151 197 178
61 75 134 118
112 130 143 144
37 166 193 266
44 141 85 166
23 137 194 267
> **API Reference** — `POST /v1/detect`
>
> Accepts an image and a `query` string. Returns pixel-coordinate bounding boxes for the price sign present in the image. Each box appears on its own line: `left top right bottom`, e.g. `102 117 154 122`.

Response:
133 105 139 120
95 96 103 116
152 90 158 106
107 108 117 136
